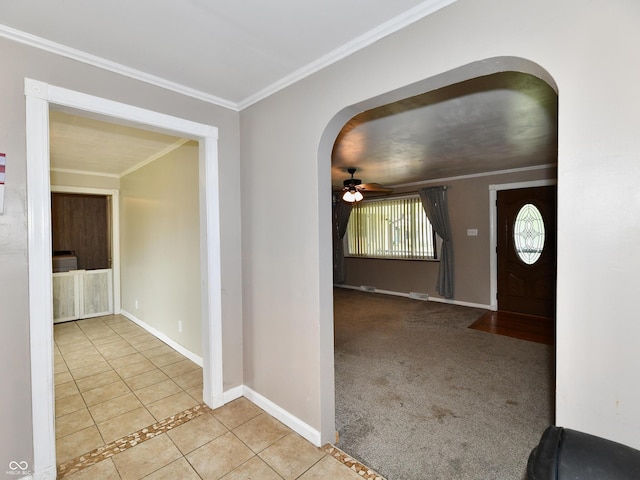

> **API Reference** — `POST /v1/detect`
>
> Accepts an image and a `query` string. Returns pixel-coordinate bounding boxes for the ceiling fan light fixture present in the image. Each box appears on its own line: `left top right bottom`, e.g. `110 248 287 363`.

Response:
342 188 363 203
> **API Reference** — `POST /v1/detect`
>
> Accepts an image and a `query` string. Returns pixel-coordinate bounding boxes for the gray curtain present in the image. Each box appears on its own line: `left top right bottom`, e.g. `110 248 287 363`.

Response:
332 196 353 284
419 186 454 299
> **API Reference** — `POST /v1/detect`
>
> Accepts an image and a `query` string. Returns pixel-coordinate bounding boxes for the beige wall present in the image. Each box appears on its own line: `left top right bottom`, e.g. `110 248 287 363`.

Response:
240 0 640 448
344 167 557 305
3 0 640 471
120 141 202 356
0 36 242 471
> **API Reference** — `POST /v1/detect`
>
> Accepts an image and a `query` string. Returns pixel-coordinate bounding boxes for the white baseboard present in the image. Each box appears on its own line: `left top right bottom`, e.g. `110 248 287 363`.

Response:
224 385 244 403
118 314 323 448
23 463 55 480
119 310 203 367
334 284 491 310
243 386 322 447
427 296 491 310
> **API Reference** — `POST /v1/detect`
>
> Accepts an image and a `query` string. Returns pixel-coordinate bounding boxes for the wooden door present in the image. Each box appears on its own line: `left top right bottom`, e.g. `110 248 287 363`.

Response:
497 186 557 318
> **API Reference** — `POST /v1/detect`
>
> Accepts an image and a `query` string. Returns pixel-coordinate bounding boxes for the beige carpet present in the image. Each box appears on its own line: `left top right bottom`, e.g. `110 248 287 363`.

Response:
333 288 554 480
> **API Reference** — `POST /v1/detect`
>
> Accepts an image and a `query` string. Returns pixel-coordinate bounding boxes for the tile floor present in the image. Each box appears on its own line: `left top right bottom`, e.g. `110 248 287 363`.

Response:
54 314 383 479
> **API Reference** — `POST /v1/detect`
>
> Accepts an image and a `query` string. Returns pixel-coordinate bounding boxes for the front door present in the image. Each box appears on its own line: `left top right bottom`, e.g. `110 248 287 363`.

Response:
497 186 557 318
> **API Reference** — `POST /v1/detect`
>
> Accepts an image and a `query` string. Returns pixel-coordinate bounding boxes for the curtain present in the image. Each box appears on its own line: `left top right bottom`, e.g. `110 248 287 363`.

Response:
332 196 353 284
419 186 454 299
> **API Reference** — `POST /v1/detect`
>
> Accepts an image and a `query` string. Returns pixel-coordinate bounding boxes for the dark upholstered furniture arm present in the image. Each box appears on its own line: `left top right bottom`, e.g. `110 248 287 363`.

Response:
527 426 640 480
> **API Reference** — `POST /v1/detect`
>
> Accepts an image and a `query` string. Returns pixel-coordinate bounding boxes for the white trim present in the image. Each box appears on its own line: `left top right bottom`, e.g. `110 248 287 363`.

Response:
2 0 458 111
488 179 557 310
49 168 120 178
1 25 236 111
120 310 203 367
25 81 58 480
118 138 191 178
427 296 491 310
243 387 322 447
44 82 218 139
51 185 121 314
25 78 224 478
199 135 225 409
391 164 557 189
334 284 492 310
238 0 458 109
223 385 245 404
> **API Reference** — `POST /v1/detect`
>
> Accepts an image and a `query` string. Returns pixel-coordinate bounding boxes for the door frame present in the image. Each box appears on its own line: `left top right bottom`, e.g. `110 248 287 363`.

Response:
51 186 121 316
25 78 224 478
489 179 557 311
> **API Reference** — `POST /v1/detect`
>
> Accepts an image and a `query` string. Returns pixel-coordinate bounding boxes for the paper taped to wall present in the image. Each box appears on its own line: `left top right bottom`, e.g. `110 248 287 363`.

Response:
0 153 5 214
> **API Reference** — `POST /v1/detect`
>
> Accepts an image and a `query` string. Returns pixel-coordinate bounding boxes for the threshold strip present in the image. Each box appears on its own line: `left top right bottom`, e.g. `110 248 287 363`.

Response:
323 444 387 480
57 403 211 479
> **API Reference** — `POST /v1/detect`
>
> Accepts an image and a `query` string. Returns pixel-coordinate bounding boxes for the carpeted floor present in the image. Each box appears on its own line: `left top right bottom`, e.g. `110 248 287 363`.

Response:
334 288 555 480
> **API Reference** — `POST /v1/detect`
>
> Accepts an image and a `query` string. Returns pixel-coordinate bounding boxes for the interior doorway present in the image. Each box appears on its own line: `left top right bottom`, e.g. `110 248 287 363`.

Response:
25 78 223 478
51 191 115 323
323 57 559 476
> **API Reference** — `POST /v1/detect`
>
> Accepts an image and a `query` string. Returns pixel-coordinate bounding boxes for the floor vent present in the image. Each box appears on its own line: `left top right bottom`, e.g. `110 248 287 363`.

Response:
360 285 376 292
409 292 429 301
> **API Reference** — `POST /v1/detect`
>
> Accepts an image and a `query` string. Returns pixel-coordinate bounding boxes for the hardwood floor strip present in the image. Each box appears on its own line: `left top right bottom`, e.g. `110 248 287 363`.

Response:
469 310 555 345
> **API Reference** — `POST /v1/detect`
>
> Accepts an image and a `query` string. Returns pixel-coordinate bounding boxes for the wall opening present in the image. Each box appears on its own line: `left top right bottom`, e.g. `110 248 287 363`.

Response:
25 78 224 478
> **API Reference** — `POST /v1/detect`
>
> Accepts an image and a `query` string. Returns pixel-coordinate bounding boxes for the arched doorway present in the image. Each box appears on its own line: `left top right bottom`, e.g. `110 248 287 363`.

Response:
319 57 559 478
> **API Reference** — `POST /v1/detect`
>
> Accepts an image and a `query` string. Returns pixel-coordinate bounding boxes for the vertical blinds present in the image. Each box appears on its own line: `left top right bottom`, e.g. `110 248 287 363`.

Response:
347 196 436 259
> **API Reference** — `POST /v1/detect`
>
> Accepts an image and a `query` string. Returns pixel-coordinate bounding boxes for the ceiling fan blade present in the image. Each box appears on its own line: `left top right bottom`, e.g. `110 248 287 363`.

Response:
358 183 393 193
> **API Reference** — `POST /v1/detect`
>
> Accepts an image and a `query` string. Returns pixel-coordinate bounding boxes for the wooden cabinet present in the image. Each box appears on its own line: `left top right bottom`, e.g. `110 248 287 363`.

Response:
53 269 113 323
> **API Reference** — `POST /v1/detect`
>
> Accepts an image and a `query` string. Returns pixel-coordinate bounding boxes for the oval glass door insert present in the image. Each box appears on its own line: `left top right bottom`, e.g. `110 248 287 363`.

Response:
514 203 545 265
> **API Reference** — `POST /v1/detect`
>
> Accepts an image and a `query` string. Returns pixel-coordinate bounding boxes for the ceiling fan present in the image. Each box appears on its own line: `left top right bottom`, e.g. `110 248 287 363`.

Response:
339 167 393 203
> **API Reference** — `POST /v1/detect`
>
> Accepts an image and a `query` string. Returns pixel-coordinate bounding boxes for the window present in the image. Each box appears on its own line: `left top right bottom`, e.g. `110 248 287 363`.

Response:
346 196 437 260
513 203 545 265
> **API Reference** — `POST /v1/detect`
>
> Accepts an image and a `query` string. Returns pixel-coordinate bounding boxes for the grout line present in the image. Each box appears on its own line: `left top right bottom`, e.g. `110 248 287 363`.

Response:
55 315 204 475
57 316 385 480
56 403 212 479
323 444 387 480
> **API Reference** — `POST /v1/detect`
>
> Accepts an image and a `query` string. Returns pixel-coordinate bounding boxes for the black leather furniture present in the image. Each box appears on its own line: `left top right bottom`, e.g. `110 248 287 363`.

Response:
527 426 640 479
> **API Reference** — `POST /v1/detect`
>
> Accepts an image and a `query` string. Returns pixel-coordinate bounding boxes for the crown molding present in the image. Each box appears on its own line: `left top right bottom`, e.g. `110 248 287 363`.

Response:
1 0 458 111
390 164 558 189
0 24 239 111
118 138 191 178
237 0 458 109
49 168 120 178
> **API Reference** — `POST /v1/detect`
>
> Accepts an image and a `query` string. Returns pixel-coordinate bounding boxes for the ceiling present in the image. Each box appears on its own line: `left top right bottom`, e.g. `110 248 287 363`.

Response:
49 110 187 177
0 0 453 108
331 71 558 190
2 1 557 185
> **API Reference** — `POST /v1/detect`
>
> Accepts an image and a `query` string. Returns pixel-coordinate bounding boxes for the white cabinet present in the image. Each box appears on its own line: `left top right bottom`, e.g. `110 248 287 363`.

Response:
52 269 113 323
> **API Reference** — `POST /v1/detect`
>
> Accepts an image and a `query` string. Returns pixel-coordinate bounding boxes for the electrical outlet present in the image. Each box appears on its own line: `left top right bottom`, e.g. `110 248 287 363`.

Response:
135 299 139 309
178 320 183 333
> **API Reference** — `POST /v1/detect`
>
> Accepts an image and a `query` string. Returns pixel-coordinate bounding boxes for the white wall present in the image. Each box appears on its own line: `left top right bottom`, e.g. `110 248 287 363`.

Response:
240 0 640 448
120 141 202 356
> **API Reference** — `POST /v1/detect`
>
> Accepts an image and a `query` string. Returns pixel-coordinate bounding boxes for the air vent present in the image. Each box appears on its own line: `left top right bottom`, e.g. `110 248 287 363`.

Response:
360 285 376 292
409 292 429 301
